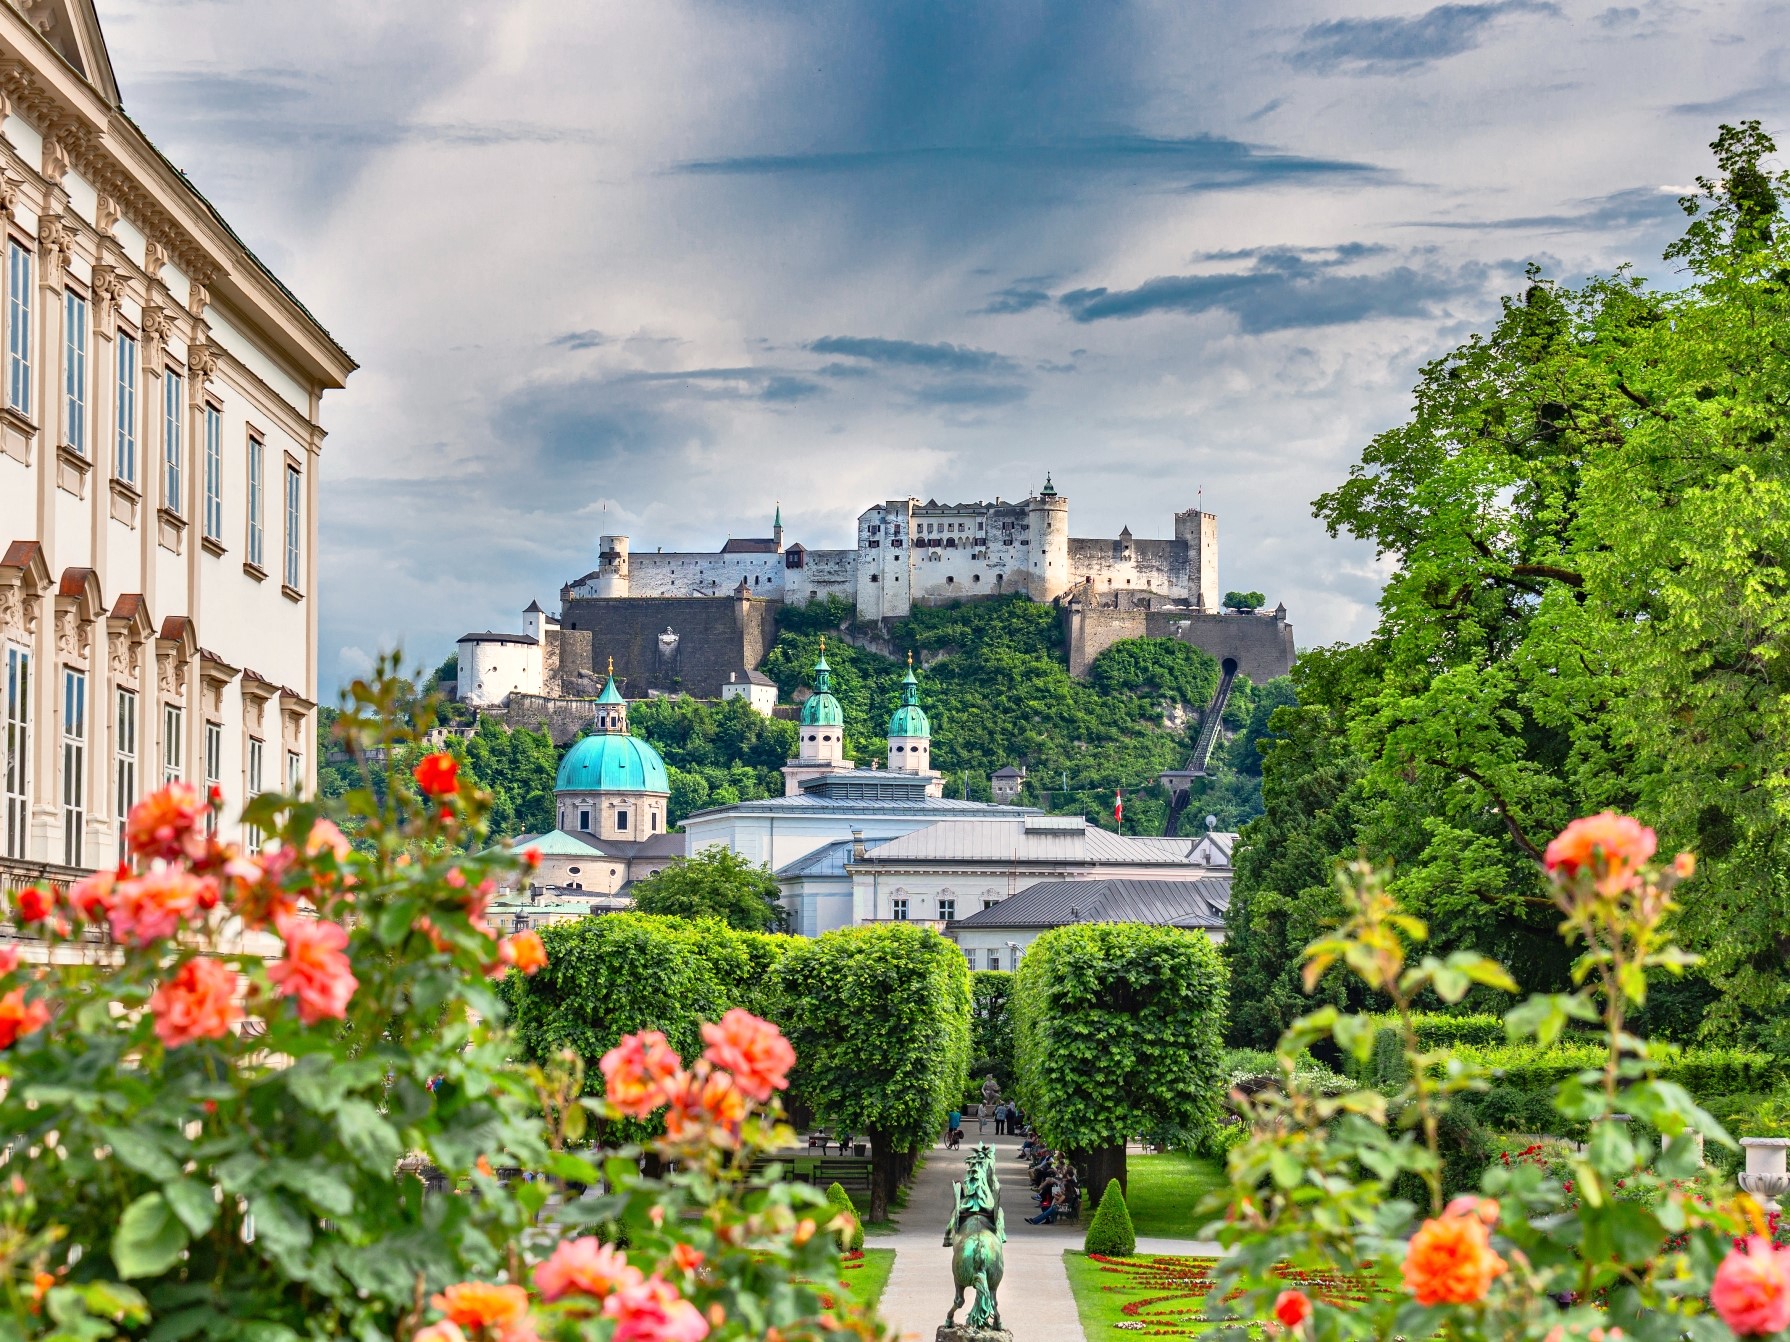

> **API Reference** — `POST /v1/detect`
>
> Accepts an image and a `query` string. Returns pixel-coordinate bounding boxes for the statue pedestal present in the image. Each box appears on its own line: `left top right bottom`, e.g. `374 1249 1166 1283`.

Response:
939 1328 1013 1342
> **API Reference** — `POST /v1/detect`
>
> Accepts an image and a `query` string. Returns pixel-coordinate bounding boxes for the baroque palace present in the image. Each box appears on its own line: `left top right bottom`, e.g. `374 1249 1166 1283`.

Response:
0 0 354 889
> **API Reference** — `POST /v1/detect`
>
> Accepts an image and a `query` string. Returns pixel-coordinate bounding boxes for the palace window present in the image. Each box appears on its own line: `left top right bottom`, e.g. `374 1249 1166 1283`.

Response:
891 897 909 921
115 688 136 854
64 290 88 453
164 370 184 513
6 241 29 415
284 463 302 588
615 809 630 833
246 436 264 567
2 647 27 859
246 736 263 853
62 670 85 866
115 332 138 484
287 750 302 792
579 808 590 831
203 405 223 541
963 948 976 969
203 721 222 833
938 897 956 922
650 810 659 832
162 704 183 784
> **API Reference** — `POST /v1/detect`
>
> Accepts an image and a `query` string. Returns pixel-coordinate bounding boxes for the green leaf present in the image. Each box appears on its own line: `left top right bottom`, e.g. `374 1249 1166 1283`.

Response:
163 1178 219 1238
101 1127 182 1182
112 1193 190 1279
335 1099 401 1175
375 897 420 946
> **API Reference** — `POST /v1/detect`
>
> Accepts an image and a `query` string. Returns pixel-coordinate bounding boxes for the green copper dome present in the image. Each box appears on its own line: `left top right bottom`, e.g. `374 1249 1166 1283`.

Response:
887 658 930 738
555 733 670 794
799 642 845 727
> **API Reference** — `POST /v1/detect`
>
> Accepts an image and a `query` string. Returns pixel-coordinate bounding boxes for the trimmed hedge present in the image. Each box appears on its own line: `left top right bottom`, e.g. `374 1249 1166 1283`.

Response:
1454 1043 1775 1096
1084 1178 1137 1256
1350 1014 1509 1089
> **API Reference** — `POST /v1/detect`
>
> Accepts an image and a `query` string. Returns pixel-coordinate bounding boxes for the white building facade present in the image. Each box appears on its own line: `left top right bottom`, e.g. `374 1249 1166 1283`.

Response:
0 0 354 884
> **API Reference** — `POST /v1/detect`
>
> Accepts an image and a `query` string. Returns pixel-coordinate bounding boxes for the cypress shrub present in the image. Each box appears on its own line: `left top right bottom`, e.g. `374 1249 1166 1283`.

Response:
1084 1178 1137 1257
824 1181 864 1252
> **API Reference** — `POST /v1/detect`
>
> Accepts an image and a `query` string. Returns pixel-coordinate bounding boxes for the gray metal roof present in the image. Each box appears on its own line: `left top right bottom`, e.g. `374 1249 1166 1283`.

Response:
852 818 1199 866
949 876 1231 930
684 794 1037 820
775 839 861 879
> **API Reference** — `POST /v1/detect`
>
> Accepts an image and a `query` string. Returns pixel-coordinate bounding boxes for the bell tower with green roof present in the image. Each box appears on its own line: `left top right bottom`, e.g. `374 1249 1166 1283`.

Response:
782 637 855 794
886 652 943 795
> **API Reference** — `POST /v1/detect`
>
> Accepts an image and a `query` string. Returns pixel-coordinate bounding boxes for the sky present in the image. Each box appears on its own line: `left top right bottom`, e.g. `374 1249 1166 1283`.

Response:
95 0 1790 692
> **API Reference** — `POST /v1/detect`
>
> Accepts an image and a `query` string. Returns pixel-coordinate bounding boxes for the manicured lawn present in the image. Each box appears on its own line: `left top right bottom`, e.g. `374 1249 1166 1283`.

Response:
1064 1251 1380 1340
1122 1151 1227 1240
837 1248 896 1316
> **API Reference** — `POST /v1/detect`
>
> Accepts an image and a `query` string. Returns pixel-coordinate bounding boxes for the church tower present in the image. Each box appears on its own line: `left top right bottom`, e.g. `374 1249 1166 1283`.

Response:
886 653 943 797
782 638 855 794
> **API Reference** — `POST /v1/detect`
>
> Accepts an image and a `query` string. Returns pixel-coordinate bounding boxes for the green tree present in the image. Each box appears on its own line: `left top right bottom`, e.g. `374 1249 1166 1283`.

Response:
1223 591 1266 611
631 848 789 932
969 970 1014 1097
1293 123 1790 1043
775 925 971 1222
1010 924 1228 1194
1083 1179 1137 1256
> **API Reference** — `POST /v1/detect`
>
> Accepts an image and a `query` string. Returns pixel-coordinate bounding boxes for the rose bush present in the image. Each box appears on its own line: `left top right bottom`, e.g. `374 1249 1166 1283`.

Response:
0 668 874 1342
1212 813 1784 1342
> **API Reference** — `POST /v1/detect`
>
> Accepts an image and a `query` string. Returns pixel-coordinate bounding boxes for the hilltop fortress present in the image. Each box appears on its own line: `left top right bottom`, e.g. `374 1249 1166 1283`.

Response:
459 479 1294 730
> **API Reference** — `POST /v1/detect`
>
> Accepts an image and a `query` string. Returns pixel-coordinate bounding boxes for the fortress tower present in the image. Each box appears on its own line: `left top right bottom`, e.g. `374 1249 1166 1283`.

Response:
1173 509 1219 611
593 534 631 598
1026 474 1071 602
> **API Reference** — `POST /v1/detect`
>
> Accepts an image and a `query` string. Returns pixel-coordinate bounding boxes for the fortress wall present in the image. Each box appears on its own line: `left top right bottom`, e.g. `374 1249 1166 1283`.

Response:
1064 606 1149 677
1145 610 1296 683
1067 537 1190 598
502 693 607 747
785 549 857 605
558 595 781 698
570 551 790 599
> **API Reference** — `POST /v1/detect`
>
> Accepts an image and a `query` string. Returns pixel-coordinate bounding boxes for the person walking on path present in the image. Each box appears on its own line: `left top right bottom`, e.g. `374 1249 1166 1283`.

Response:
994 1105 1006 1136
975 1102 987 1135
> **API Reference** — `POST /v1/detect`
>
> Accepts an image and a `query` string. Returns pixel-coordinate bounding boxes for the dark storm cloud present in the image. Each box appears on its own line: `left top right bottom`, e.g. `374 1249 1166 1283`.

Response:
1291 1 1560 74
1058 248 1488 330
809 336 1018 374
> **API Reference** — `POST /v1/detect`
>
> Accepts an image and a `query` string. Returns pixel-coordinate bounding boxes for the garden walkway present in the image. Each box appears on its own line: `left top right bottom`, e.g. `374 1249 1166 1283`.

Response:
876 1131 1085 1342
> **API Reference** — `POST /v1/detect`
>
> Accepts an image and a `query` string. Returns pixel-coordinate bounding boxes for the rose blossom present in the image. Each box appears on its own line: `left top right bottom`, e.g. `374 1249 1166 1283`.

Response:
664 1067 746 1142
305 818 352 861
108 864 215 945
412 1325 467 1342
1403 1201 1508 1305
14 885 53 923
413 752 460 797
1273 1290 1311 1329
68 866 122 922
266 913 357 1024
600 1030 684 1118
1711 1235 1790 1336
534 1237 643 1302
1543 812 1657 894
604 1274 710 1342
430 1282 533 1342
150 956 242 1048
0 988 50 1049
0 945 18 975
126 783 209 862
499 930 547 975
700 1008 795 1102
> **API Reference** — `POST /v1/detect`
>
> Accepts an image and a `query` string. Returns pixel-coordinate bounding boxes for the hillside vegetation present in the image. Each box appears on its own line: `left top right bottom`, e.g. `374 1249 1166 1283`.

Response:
339 594 1291 840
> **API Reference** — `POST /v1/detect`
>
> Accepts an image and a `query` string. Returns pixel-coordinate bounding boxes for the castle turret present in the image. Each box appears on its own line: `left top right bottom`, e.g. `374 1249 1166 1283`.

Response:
593 534 631 598
521 599 553 643
782 637 855 794
886 652 943 797
773 503 783 551
1026 474 1070 602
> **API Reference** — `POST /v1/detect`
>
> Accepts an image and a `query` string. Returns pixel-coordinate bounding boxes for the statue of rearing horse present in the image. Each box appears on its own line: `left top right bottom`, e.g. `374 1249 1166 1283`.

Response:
942 1143 1006 1332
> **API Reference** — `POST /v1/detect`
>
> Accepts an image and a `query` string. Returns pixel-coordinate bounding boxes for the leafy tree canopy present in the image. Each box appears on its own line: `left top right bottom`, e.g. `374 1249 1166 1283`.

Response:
631 847 789 932
1223 591 1266 611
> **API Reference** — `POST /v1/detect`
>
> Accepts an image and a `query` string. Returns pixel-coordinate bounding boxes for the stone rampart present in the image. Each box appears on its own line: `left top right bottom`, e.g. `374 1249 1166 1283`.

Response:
557 593 780 699
1063 604 1295 683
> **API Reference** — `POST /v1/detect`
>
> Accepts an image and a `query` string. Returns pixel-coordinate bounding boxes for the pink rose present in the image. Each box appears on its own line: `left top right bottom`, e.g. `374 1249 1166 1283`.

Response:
605 1275 709 1342
1712 1235 1790 1336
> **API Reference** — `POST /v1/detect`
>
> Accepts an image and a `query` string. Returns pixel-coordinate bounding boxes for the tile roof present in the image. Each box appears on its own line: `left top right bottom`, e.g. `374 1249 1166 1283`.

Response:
949 876 1232 930
719 538 780 553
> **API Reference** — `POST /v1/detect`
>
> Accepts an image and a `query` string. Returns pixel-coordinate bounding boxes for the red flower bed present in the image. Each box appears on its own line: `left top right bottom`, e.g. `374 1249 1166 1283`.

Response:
1086 1255 1381 1335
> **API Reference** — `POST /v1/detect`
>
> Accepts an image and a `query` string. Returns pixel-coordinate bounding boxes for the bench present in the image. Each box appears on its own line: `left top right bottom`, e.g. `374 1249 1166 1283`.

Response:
784 1157 873 1194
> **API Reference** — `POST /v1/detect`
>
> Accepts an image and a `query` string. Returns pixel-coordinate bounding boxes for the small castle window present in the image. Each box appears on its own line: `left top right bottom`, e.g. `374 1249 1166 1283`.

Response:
579 809 590 831
616 810 630 831
946 575 954 583
651 812 659 832
972 574 981 582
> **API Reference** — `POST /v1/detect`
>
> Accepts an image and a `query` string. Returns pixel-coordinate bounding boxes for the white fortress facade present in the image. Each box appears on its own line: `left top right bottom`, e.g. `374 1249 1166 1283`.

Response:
566 479 1221 621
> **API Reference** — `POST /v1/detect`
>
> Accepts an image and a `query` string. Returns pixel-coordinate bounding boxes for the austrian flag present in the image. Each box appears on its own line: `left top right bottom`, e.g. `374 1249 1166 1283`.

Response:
1114 790 1123 825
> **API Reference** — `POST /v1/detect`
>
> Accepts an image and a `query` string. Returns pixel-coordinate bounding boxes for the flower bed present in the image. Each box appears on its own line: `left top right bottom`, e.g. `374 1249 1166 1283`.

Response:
1068 1255 1379 1337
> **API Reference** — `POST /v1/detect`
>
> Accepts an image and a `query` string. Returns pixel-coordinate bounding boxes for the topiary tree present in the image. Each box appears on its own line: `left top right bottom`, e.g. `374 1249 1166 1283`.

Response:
775 924 971 1222
1083 1179 1137 1256
1012 923 1228 1196
823 1181 864 1252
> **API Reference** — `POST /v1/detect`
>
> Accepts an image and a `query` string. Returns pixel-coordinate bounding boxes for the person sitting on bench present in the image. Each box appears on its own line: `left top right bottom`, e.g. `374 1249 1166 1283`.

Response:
1025 1187 1059 1225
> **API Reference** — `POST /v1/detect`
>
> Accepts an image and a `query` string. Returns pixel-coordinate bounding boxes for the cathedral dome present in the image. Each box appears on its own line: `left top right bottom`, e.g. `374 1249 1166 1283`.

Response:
800 691 844 727
887 658 930 738
555 732 670 795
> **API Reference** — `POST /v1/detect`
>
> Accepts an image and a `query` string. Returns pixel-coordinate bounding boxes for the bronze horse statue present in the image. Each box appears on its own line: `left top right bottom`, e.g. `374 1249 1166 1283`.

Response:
943 1143 1006 1331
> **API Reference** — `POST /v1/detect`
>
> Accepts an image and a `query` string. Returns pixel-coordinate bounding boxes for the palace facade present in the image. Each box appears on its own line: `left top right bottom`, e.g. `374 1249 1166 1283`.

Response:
0 0 355 891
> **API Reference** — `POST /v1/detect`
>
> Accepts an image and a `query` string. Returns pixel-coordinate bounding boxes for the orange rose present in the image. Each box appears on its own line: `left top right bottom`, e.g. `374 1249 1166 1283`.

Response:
126 783 209 862
500 930 547 976
1403 1202 1508 1305
0 988 50 1049
670 1244 704 1274
69 866 122 923
700 1008 795 1102
1543 812 1657 894
151 956 242 1048
431 1282 532 1341
414 752 460 797
267 913 358 1024
664 1067 746 1143
600 1030 684 1118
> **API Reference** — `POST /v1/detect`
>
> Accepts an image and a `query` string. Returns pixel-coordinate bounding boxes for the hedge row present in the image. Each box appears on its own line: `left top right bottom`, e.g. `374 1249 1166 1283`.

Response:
1454 1042 1775 1097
